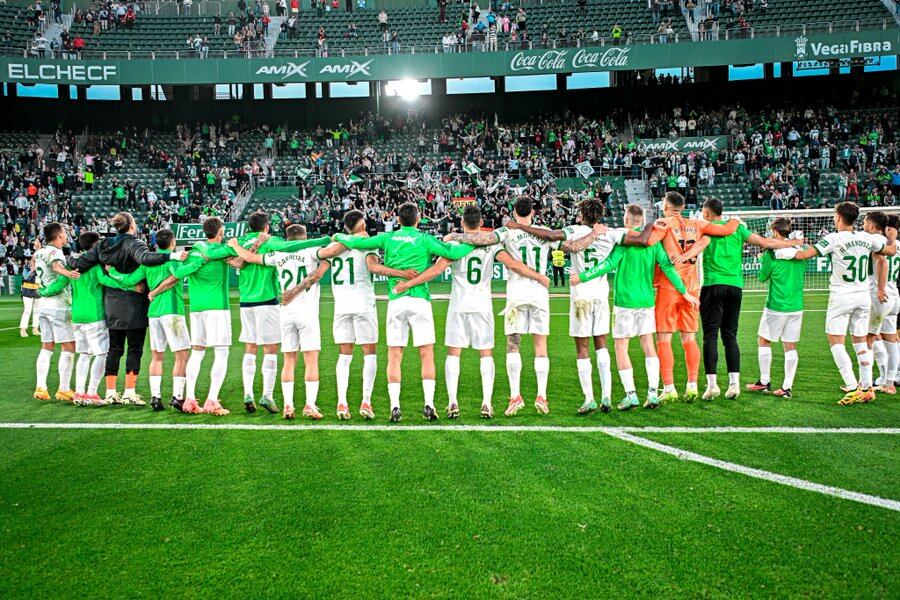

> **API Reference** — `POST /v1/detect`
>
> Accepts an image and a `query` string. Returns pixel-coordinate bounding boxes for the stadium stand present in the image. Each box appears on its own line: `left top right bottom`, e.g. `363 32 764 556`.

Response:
65 12 254 56
274 0 668 53
0 4 44 53
714 0 896 31
3 0 892 58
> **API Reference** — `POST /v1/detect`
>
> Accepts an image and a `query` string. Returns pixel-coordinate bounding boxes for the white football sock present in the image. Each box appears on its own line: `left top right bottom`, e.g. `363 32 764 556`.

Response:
336 353 353 405
241 353 256 396
830 344 858 389
58 351 74 392
305 380 319 407
506 352 522 398
853 342 872 389
362 354 377 403
595 348 612 401
728 372 740 387
423 379 436 409
149 374 162 398
576 358 594 402
207 347 229 401
388 382 401 410
645 356 660 393
88 354 105 396
758 346 772 385
887 341 900 383
281 380 295 410
706 374 718 388
783 350 799 390
619 368 636 394
534 356 550 398
480 356 494 406
75 354 91 395
172 376 186 400
261 354 278 398
185 349 206 399
872 340 887 382
445 355 460 404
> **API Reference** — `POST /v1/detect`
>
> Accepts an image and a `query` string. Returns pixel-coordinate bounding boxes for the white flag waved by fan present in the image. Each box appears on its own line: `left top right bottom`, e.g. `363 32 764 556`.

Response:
463 162 481 176
575 161 595 179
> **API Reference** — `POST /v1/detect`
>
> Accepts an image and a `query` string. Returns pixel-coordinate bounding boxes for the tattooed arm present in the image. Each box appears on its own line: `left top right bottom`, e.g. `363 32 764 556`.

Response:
560 223 606 253
282 260 331 306
443 230 501 246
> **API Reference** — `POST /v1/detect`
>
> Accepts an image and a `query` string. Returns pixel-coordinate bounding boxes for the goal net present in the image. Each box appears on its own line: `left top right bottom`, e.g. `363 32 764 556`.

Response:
718 207 900 292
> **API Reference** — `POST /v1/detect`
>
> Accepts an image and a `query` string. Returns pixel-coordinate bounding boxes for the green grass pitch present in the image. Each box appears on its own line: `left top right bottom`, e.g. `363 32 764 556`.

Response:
0 284 897 598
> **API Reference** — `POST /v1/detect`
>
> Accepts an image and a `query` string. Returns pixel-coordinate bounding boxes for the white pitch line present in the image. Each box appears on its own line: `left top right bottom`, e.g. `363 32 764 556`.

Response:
0 422 896 434
605 429 900 512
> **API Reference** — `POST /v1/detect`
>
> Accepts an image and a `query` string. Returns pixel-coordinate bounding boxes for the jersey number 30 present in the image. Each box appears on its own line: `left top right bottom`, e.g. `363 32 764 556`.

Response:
842 255 869 283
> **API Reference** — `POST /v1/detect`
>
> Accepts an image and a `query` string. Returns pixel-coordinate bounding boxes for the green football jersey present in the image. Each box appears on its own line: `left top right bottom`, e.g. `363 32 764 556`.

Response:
581 238 686 309
703 219 752 288
333 227 474 301
758 248 806 313
178 241 231 312
203 233 330 305
39 265 129 324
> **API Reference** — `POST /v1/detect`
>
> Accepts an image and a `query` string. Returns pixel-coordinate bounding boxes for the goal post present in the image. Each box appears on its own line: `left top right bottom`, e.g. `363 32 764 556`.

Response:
719 207 900 292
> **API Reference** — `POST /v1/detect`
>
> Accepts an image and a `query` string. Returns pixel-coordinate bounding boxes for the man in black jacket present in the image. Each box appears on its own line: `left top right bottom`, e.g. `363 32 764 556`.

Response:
69 212 186 407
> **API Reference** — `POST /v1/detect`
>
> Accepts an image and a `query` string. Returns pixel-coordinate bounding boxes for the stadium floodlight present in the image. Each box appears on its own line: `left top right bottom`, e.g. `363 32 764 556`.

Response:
386 79 421 101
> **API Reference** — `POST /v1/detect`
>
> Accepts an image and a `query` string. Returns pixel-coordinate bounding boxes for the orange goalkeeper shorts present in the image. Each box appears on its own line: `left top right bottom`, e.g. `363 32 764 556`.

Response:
655 287 699 333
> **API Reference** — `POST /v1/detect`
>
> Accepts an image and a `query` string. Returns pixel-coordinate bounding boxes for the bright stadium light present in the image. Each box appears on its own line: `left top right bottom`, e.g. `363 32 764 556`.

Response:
386 79 421 100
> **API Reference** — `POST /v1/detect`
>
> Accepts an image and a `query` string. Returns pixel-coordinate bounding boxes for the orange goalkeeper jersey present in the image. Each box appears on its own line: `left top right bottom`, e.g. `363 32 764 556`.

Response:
647 216 739 294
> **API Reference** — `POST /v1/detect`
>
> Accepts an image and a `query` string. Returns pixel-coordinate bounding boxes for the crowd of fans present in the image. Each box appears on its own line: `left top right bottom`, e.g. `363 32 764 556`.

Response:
1 101 898 280
637 104 898 209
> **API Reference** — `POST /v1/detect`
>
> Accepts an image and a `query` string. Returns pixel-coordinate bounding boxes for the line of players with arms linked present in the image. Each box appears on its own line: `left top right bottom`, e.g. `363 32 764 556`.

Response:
28 191 900 420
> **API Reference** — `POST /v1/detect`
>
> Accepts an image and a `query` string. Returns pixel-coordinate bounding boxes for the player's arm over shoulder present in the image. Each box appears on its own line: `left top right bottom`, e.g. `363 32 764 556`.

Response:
794 233 833 260
872 230 897 256
699 217 740 237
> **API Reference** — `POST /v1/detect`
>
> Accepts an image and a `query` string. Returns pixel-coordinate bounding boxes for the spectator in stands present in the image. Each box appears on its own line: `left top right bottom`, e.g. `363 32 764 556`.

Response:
72 33 84 59
378 9 388 32
847 169 860 200
32 34 48 58
390 30 400 54
685 0 697 24
515 7 526 35
611 23 622 46
438 0 447 24
657 19 671 43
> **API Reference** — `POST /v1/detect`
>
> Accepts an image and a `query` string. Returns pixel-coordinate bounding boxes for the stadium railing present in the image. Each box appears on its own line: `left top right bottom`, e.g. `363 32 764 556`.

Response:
3 16 892 61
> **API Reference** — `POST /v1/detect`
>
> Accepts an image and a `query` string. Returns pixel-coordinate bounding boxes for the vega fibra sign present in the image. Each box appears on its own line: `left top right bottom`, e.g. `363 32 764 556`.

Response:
636 136 731 153
1 28 895 85
174 222 247 244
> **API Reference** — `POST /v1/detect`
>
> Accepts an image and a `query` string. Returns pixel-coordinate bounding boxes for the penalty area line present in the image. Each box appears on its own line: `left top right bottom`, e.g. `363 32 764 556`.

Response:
605 429 900 512
0 423 897 434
